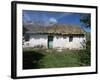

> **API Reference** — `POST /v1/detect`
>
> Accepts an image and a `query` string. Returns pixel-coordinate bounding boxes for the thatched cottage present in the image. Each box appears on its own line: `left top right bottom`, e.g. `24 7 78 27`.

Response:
23 24 86 49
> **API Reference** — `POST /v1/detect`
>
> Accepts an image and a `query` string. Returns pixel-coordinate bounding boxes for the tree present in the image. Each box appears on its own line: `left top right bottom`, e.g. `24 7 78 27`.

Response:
80 14 91 28
79 14 91 66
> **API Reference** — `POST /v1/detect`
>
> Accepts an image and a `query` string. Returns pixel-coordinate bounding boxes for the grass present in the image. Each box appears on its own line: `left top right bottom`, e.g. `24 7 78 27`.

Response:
23 48 90 69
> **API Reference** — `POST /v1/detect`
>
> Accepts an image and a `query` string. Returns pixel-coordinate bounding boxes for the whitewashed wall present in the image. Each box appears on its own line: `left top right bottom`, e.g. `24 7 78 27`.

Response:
28 34 48 48
23 34 86 49
53 35 86 49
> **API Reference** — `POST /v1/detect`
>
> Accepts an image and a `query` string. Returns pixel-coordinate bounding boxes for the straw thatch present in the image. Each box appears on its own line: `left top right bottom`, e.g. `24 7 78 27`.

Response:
24 24 84 35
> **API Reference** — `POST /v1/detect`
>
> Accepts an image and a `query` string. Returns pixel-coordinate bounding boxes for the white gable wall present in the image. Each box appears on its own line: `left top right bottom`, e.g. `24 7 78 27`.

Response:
23 34 86 49
24 34 48 48
68 37 85 49
53 35 69 48
53 35 85 49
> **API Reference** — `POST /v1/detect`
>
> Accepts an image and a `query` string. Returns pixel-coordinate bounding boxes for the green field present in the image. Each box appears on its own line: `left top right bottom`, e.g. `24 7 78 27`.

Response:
23 48 90 69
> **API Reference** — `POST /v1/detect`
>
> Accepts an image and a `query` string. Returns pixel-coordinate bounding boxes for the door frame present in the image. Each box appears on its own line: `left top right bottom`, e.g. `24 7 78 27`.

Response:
48 35 53 48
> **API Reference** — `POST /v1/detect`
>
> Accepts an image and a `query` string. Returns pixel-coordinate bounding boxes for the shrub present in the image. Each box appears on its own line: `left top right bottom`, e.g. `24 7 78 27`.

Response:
79 40 91 66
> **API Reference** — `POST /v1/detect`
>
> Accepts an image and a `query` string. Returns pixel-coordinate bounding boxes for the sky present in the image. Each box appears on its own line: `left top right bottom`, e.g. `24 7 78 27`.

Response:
23 10 91 32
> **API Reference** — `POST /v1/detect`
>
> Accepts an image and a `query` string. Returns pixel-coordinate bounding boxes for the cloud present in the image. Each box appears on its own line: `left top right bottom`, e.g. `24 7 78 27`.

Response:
41 17 58 26
44 17 57 26
49 17 57 24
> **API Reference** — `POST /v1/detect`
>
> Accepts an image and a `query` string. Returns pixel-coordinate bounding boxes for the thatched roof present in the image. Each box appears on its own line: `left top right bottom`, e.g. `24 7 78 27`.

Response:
24 24 84 35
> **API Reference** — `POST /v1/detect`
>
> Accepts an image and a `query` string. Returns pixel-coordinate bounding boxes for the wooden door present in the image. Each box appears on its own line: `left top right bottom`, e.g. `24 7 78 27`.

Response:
48 36 53 48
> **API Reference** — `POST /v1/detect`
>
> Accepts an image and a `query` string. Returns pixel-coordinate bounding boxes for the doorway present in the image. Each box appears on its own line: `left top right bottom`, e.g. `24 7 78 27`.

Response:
48 36 53 48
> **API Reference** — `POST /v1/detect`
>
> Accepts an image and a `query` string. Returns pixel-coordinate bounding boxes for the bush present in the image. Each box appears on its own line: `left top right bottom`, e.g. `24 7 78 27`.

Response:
78 41 91 66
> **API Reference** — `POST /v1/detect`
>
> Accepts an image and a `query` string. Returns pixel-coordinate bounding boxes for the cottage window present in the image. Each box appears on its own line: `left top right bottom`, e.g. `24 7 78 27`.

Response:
63 36 66 39
69 36 73 42
24 35 29 41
